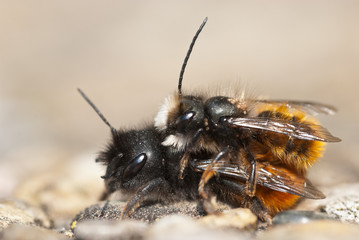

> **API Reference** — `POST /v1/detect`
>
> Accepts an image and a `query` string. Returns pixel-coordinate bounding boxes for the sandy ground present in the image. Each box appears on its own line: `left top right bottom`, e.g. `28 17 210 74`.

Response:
0 0 358 200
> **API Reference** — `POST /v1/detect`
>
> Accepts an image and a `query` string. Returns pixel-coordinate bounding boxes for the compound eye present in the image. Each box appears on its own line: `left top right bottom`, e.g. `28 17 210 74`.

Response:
122 153 147 181
218 116 229 123
175 111 196 132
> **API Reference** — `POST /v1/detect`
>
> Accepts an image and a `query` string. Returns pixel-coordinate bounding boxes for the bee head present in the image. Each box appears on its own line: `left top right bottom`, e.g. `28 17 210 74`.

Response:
176 96 205 133
97 127 164 194
154 94 205 149
78 89 164 195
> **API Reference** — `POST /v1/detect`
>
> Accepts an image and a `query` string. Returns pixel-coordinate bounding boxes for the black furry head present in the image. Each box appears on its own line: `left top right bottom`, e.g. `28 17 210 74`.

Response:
97 126 164 194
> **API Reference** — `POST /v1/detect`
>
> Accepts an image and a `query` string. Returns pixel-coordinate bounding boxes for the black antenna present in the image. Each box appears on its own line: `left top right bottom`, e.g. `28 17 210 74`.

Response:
178 17 208 96
78 88 118 136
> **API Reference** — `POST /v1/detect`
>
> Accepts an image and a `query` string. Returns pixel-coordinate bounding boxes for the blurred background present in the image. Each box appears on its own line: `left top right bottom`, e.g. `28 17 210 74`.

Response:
0 0 358 211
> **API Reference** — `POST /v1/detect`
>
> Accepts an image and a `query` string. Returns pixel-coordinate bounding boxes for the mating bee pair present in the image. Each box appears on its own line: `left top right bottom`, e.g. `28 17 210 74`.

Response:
79 18 340 222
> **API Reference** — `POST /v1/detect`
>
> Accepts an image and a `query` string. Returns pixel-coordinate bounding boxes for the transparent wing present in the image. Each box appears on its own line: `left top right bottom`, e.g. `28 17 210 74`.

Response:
227 117 341 142
255 99 337 116
192 159 325 199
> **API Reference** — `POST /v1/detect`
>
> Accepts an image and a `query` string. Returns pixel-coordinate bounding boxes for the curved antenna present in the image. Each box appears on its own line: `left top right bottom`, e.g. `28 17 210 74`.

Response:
78 88 118 136
178 17 208 96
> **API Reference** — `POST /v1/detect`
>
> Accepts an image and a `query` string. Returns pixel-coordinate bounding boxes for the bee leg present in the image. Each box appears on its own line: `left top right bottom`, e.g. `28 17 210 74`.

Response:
198 147 230 213
100 180 118 201
248 195 272 224
99 200 110 218
241 194 271 223
178 128 204 179
241 194 251 208
99 190 110 201
240 147 257 197
219 179 272 224
201 194 218 215
120 177 168 219
178 152 190 180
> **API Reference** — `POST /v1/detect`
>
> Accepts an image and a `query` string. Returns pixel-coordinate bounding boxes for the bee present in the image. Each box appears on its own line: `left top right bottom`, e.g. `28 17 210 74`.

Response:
154 18 341 220
78 89 170 218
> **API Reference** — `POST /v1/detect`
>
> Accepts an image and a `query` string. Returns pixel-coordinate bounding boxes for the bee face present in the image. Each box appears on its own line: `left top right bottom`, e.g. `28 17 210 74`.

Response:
156 96 204 132
155 94 206 151
97 127 164 194
178 96 205 132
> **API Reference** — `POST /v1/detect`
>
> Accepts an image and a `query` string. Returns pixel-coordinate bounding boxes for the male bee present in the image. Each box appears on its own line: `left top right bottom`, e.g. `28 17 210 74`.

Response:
78 89 172 218
154 18 341 219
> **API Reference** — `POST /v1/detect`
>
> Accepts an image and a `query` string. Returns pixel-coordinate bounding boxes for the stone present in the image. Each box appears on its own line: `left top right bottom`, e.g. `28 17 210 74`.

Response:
71 200 205 226
200 208 257 230
0 199 52 230
0 224 67 240
73 219 148 240
273 210 331 225
71 201 257 240
323 195 359 224
257 220 359 240
296 182 359 212
13 154 103 227
146 215 251 240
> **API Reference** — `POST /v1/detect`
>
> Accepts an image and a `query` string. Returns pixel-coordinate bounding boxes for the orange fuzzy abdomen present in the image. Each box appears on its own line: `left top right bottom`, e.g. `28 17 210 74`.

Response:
255 186 301 216
253 104 326 175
